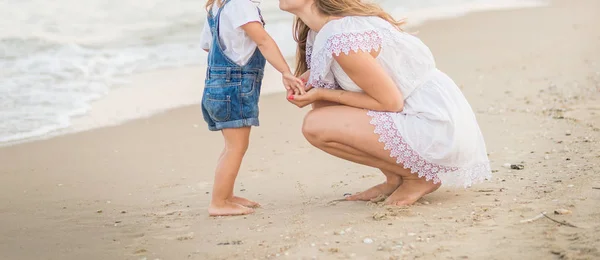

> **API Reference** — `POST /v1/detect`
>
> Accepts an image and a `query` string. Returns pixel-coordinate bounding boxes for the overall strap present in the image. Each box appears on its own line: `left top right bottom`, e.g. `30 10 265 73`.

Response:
214 0 233 35
256 6 265 26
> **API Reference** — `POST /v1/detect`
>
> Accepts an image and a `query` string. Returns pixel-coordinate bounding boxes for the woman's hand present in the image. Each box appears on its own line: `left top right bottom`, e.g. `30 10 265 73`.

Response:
287 88 323 108
282 72 305 95
299 70 312 91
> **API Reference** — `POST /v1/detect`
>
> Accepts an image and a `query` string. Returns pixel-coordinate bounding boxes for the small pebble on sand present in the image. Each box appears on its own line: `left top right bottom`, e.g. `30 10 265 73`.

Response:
511 164 525 170
554 209 572 215
363 238 374 244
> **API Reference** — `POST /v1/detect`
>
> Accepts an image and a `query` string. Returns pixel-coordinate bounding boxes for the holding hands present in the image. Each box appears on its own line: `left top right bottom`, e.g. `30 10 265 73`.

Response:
282 72 305 96
286 69 321 108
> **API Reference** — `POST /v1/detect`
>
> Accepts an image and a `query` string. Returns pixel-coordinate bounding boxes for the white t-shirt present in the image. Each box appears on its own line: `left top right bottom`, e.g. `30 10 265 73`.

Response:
200 0 262 66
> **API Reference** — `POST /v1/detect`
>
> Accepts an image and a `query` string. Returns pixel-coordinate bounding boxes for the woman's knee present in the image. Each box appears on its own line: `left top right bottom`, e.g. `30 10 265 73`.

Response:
302 109 326 143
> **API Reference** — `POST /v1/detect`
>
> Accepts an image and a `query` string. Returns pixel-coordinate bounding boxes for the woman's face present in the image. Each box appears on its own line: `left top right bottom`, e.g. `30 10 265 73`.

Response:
278 0 311 13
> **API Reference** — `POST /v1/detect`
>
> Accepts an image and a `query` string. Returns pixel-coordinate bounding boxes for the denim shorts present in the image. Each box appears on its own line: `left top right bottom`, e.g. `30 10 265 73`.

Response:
201 67 264 131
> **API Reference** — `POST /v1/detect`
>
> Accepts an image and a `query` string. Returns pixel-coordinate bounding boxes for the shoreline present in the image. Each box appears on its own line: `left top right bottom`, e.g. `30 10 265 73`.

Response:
0 1 549 147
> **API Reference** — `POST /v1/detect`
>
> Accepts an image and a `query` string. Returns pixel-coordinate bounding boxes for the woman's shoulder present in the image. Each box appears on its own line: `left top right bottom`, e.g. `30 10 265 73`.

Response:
312 16 400 56
316 16 393 39
308 16 395 82
329 16 392 29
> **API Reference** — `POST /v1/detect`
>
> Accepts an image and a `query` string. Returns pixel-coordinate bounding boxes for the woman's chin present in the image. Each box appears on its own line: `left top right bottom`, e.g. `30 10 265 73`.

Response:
277 1 296 12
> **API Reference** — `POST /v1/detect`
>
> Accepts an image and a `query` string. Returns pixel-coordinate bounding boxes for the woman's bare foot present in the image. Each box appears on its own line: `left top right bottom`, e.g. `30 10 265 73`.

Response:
345 182 401 201
230 196 261 208
346 172 403 201
385 177 441 206
208 201 254 217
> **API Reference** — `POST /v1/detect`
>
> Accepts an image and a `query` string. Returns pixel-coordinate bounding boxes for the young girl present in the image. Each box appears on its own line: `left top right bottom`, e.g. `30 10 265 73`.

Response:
200 0 304 216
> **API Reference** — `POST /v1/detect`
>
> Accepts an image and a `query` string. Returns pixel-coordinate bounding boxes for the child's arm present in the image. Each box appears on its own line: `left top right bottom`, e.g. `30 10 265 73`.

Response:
241 22 305 95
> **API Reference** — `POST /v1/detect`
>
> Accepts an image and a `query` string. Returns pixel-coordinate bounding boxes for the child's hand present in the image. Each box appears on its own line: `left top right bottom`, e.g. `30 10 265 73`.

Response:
282 72 306 95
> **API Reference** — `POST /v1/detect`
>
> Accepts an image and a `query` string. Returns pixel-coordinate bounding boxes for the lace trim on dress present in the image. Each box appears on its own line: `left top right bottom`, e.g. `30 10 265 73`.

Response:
306 41 339 89
367 111 492 188
306 45 313 69
307 27 403 88
311 79 340 90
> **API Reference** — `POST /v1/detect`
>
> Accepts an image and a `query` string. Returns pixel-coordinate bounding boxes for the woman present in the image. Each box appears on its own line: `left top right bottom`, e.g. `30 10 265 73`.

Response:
279 0 492 206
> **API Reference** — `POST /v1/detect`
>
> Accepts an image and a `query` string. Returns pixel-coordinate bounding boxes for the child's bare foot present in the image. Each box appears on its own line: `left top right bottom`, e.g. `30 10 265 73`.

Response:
384 177 441 206
208 201 254 217
345 182 402 201
230 196 261 208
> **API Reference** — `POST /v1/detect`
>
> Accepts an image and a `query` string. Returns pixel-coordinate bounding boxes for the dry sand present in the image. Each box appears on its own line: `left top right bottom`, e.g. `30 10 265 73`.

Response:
1 0 599 259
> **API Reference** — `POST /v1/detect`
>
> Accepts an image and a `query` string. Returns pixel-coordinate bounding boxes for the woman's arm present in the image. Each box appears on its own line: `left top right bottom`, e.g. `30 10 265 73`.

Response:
315 51 404 112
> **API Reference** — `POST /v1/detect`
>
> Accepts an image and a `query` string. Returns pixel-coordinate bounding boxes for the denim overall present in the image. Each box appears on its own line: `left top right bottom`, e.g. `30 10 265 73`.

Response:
202 0 267 131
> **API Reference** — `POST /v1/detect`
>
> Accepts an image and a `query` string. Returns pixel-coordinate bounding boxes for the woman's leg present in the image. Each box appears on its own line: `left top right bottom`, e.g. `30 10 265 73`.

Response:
313 137 403 201
311 103 403 200
302 106 440 206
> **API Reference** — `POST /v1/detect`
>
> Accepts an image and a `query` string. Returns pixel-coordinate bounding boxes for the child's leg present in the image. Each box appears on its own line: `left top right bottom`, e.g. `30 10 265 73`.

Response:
208 127 255 216
220 128 260 208
219 127 260 208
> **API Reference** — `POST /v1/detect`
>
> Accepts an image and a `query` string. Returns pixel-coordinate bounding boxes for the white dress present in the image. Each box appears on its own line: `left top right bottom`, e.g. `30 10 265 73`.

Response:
306 16 491 187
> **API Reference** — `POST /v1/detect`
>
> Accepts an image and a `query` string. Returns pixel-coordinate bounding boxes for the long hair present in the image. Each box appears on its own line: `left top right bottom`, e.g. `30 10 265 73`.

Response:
293 0 405 76
205 0 223 11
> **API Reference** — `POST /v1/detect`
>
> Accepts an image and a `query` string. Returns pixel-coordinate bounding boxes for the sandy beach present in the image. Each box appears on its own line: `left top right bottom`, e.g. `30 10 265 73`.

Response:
1 0 600 259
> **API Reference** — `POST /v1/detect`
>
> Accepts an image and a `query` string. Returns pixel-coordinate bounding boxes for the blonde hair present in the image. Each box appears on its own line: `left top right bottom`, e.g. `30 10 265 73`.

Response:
293 0 405 76
205 0 223 11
